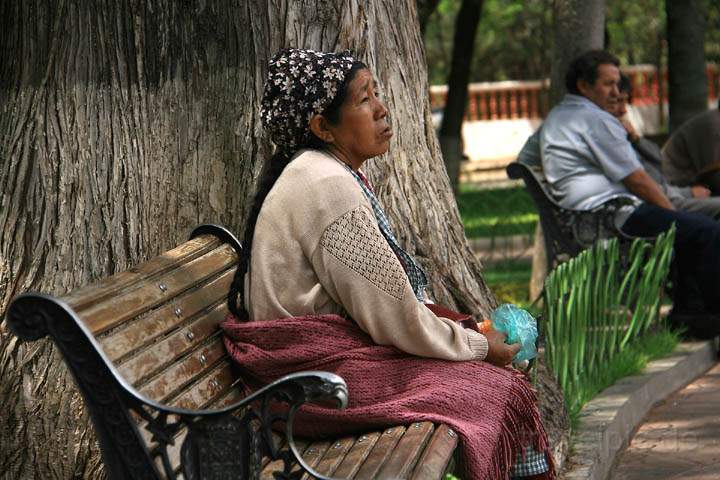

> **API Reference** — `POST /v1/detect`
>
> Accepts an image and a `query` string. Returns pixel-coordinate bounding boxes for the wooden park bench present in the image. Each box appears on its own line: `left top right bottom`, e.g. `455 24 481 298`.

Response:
6 224 459 480
506 160 638 269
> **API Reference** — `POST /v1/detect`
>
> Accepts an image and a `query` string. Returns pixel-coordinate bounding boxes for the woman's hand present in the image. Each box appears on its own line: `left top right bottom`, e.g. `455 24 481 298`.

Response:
484 330 521 367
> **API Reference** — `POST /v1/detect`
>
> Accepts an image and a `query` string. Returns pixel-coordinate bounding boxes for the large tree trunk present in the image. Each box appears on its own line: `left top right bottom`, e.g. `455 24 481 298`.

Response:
530 0 606 297
1 1 496 476
666 0 707 133
438 0 484 195
0 1 269 477
548 0 606 105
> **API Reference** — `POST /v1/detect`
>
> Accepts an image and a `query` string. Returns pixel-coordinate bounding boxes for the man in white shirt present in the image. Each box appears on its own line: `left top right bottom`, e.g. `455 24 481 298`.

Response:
540 50 720 328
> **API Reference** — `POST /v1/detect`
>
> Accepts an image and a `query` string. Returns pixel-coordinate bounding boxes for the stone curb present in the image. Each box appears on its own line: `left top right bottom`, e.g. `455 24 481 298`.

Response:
560 338 719 480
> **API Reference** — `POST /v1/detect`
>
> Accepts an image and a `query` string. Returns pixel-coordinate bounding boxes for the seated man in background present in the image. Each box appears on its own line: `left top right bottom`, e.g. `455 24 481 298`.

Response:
516 75 720 220
540 49 720 334
613 75 720 220
662 99 720 195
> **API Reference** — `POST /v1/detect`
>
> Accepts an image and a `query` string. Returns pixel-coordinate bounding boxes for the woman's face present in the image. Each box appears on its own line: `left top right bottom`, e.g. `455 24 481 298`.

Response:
326 69 392 168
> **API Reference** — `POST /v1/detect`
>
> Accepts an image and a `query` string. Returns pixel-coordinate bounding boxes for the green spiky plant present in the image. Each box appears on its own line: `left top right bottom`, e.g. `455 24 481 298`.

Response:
543 226 676 417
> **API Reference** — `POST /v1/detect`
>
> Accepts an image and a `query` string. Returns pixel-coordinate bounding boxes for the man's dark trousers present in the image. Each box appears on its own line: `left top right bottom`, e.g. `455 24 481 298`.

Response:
621 203 720 317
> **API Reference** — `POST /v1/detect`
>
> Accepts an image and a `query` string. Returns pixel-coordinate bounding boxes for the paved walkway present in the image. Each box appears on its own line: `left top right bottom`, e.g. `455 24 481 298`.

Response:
612 362 720 479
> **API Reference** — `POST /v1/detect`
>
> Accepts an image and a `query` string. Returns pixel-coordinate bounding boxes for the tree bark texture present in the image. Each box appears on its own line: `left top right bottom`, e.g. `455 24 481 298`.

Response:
438 0 484 195
549 0 606 105
530 0 605 297
666 0 707 133
1 1 496 477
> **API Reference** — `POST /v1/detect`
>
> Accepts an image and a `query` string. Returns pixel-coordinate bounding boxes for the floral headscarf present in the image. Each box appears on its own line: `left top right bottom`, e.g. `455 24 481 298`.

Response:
260 48 357 152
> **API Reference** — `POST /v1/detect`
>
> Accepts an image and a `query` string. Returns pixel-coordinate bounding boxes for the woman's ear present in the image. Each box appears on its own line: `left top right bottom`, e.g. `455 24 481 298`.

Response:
308 114 334 144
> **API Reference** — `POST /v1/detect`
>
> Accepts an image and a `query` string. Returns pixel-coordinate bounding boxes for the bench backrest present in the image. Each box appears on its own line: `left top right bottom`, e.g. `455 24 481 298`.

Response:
64 228 242 410
7 225 246 478
507 161 585 267
507 161 634 269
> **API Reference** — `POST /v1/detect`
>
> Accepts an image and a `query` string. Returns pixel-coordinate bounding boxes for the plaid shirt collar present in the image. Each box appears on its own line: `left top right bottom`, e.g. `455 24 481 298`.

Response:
340 164 428 301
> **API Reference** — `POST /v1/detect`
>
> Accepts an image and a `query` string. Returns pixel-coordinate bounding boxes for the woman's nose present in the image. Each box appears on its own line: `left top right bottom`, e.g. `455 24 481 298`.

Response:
375 98 389 119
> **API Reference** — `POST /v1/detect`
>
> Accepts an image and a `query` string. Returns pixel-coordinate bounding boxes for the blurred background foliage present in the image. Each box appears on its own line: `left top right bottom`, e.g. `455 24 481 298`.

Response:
423 0 720 85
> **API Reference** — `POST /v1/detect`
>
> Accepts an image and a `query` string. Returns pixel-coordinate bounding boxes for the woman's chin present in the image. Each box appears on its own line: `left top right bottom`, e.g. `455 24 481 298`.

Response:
376 142 391 156
361 141 391 161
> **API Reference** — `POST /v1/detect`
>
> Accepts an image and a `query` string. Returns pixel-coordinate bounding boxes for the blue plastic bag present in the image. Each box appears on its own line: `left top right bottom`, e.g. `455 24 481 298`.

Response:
490 304 538 362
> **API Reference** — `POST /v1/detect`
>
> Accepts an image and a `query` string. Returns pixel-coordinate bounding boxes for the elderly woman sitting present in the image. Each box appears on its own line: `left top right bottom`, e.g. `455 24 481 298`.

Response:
222 48 554 480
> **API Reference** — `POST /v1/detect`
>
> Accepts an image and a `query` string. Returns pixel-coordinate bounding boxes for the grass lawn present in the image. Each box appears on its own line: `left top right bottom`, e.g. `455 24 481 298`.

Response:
457 184 538 239
566 327 679 427
482 259 533 311
456 183 538 309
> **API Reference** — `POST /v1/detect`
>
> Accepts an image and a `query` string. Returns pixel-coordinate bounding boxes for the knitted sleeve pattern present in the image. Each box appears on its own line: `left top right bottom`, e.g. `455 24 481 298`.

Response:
314 206 488 362
320 207 407 300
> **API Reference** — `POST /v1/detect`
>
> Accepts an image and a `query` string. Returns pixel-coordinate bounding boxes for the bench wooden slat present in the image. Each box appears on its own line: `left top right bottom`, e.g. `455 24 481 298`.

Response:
410 424 458 480
140 336 230 403
352 426 406 479
211 382 247 408
332 431 382 479
62 235 221 310
260 439 310 479
171 362 236 411
80 244 237 335
100 269 234 362
118 304 226 386
118 304 226 387
377 422 434 478
299 440 332 476
261 432 288 470
303 436 355 479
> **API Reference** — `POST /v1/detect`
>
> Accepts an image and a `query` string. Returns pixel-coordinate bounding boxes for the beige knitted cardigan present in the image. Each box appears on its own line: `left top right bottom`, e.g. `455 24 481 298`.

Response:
247 149 488 361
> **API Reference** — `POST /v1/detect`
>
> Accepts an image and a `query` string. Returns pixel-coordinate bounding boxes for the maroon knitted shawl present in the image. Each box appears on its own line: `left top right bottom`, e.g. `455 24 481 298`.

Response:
221 313 553 480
